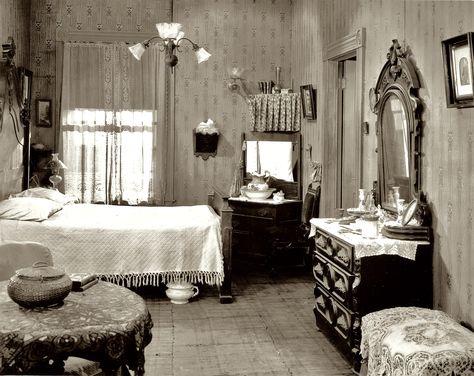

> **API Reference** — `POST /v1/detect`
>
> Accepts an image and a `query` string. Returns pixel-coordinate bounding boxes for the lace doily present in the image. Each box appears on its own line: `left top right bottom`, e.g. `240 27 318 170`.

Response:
309 218 422 261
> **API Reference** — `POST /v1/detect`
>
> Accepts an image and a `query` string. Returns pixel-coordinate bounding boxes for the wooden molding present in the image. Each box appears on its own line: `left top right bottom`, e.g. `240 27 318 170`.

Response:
325 28 365 61
56 30 157 43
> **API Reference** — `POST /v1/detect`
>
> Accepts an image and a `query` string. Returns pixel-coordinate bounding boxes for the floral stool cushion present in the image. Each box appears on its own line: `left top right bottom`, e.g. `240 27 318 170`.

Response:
361 307 474 376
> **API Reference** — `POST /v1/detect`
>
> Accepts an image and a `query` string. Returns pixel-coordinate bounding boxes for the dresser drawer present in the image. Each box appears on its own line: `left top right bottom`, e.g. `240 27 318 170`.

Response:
314 284 334 325
230 200 302 221
331 297 355 344
313 253 334 291
330 261 356 310
314 251 357 311
232 214 273 229
315 230 354 272
232 205 276 219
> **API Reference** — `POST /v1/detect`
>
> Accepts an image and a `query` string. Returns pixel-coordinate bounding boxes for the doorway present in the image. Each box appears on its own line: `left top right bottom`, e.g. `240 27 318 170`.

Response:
338 58 358 209
324 28 365 215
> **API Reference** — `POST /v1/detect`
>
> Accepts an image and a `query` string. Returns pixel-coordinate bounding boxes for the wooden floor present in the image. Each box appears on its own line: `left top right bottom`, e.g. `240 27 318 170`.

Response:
139 265 353 376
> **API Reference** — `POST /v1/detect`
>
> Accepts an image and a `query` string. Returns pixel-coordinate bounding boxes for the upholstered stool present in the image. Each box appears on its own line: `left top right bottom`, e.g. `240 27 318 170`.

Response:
360 306 474 376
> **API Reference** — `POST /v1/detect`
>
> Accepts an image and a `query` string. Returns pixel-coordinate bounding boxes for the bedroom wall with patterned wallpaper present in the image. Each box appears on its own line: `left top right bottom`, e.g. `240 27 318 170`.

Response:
0 0 31 199
292 0 474 327
29 0 293 204
28 0 170 154
172 0 292 203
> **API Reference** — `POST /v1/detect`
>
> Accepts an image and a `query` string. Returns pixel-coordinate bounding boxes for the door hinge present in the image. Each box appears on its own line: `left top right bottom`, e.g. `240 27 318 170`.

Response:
339 77 346 89
361 122 369 135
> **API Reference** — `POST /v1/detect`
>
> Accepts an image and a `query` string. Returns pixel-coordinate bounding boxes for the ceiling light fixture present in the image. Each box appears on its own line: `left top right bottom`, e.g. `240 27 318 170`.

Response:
129 22 211 69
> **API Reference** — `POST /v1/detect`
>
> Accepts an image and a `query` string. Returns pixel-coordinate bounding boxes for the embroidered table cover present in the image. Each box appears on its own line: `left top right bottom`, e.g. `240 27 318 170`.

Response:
361 307 474 376
0 280 153 375
309 218 427 261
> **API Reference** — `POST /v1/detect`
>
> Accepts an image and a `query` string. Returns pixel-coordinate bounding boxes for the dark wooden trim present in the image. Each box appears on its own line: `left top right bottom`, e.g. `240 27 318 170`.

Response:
208 187 233 303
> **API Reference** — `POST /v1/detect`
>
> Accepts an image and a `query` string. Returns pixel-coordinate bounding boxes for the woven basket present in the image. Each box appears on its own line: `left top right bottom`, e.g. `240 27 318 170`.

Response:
7 261 72 308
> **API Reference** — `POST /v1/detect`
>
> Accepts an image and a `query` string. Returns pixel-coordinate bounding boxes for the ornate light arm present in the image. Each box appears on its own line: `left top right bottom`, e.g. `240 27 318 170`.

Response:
176 37 212 64
128 22 211 67
143 35 166 48
129 36 165 61
175 37 199 50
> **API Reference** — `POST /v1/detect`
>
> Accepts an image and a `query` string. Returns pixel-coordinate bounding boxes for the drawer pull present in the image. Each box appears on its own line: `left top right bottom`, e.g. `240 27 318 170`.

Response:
313 263 324 280
324 264 335 290
336 313 350 332
335 248 350 267
315 295 326 311
257 208 270 217
316 235 327 248
334 279 347 296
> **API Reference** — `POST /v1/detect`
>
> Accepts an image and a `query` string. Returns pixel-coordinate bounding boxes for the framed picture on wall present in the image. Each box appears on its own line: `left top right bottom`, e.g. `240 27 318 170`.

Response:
36 99 52 128
442 32 474 108
300 84 317 120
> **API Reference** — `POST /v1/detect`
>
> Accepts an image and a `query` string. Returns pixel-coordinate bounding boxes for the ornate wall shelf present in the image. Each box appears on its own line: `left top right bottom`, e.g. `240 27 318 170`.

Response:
193 129 219 160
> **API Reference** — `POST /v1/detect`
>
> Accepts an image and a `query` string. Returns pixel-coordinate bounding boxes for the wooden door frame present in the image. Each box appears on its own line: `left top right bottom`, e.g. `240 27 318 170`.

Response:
323 28 365 212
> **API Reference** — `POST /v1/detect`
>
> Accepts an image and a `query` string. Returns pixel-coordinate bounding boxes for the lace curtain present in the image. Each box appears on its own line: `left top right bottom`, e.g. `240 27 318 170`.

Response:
60 42 167 204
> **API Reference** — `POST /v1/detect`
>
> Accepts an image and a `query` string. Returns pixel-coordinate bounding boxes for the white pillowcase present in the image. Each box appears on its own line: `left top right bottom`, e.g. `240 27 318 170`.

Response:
11 187 79 205
0 197 63 222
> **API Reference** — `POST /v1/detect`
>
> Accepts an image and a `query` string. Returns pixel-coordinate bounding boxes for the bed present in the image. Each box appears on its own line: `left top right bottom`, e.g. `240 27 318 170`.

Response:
0 188 234 303
0 45 233 302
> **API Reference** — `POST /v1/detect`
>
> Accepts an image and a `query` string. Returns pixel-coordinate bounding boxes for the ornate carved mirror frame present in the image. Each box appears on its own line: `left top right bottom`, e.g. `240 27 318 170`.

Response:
371 39 423 214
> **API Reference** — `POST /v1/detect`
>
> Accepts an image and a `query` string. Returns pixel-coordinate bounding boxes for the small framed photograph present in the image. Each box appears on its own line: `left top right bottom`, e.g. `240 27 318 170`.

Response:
36 99 52 127
442 32 474 108
300 84 317 120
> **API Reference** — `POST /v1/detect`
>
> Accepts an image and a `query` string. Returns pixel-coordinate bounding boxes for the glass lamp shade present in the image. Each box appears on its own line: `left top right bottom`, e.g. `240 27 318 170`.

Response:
129 43 146 60
49 174 63 190
195 47 211 64
48 153 67 170
47 153 67 190
175 31 185 41
156 22 183 39
228 66 246 79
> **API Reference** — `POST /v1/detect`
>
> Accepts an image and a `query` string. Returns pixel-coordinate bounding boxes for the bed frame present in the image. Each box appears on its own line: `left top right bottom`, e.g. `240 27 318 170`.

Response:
208 188 233 303
8 48 233 303
18 139 234 303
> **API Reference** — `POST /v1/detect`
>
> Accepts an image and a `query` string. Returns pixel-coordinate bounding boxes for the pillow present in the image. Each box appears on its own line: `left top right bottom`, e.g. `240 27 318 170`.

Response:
11 187 79 205
0 197 63 222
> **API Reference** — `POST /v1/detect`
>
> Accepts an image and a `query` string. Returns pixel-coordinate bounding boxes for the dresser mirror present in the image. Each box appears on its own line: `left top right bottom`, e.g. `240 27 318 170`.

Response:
371 39 422 213
242 132 301 199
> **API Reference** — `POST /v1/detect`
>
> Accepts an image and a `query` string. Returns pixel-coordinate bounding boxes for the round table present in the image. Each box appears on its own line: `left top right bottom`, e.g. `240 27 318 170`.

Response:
0 280 153 375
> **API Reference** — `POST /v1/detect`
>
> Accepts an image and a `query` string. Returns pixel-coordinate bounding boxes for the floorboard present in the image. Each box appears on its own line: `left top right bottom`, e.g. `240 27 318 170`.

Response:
140 265 354 376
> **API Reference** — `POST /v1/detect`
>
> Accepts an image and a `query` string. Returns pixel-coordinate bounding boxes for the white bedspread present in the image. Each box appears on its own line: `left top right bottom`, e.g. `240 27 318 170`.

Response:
0 204 224 287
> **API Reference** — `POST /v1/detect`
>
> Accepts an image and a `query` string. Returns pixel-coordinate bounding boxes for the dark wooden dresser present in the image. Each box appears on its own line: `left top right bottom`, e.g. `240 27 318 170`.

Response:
229 197 302 265
310 218 432 371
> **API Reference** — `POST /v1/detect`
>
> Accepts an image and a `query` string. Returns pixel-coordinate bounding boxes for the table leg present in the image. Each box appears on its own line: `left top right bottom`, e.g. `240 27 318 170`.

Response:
100 361 122 376
134 350 146 376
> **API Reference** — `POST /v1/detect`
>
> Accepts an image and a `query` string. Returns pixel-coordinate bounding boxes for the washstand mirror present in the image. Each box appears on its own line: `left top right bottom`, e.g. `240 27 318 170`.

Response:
371 39 422 213
241 132 301 199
